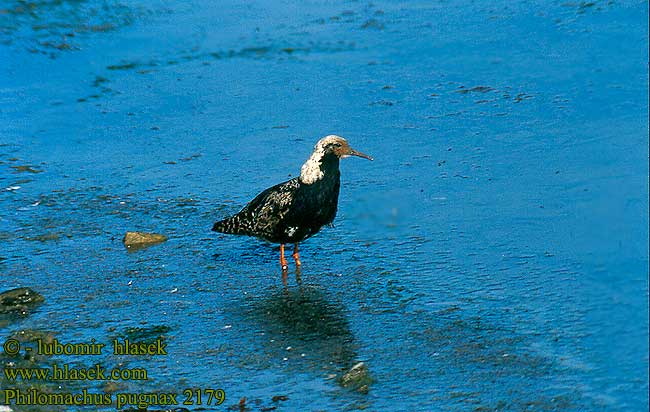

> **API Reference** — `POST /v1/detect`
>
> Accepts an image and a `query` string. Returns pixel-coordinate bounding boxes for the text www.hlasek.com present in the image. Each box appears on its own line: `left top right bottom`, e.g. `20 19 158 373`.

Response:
4 363 147 381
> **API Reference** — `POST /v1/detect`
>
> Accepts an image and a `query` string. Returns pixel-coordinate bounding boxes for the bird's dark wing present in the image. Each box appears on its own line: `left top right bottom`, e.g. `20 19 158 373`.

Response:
212 178 300 239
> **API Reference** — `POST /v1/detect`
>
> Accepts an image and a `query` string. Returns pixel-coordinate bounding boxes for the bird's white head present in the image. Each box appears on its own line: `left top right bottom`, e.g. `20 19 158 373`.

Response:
300 135 373 184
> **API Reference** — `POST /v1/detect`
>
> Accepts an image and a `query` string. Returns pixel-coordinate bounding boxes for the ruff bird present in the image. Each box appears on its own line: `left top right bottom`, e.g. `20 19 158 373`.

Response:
212 135 372 271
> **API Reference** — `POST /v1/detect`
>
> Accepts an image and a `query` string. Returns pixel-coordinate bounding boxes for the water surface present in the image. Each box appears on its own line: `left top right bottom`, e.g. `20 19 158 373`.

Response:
1 1 648 411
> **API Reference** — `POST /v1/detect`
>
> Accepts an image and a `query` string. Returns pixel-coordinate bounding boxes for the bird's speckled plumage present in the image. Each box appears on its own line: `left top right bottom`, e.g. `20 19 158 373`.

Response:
212 135 372 248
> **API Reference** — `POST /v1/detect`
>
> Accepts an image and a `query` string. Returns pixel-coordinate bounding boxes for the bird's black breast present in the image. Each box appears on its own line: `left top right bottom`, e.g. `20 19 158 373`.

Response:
280 169 340 242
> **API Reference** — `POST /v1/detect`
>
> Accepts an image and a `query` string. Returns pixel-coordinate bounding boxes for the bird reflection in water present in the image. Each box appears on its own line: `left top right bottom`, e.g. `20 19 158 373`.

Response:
252 284 358 377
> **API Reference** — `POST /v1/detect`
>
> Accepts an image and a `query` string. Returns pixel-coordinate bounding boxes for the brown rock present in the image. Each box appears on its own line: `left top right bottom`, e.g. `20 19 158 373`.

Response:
123 231 167 248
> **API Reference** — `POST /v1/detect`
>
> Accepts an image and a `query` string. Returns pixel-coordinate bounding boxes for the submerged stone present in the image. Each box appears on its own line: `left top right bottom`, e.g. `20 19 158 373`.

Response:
24 233 60 242
9 329 55 344
11 165 43 173
0 287 45 314
116 325 172 345
6 329 56 363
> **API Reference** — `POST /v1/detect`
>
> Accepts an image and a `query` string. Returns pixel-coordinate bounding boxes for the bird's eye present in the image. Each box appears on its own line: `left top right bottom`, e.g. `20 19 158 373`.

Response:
334 143 342 148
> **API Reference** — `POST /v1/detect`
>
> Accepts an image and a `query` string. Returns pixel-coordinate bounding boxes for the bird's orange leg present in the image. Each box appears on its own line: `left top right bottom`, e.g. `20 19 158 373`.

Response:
280 244 288 271
292 243 301 266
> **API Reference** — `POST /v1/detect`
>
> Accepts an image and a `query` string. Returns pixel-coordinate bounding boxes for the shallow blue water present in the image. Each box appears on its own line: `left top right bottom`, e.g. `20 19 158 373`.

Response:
1 1 648 411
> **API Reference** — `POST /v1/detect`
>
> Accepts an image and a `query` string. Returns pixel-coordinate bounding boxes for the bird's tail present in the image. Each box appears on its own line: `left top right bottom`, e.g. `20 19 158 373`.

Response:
211 215 249 235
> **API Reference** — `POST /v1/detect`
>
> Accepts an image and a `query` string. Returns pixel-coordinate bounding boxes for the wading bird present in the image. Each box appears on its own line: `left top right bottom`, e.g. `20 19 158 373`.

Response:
212 135 372 272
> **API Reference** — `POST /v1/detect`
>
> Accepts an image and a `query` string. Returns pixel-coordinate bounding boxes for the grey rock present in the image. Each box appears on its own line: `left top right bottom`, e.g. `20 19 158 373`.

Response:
0 287 44 314
339 362 372 393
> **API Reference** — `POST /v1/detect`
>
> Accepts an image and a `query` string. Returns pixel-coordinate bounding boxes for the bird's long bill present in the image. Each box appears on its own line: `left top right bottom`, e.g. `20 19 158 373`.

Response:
349 149 374 161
